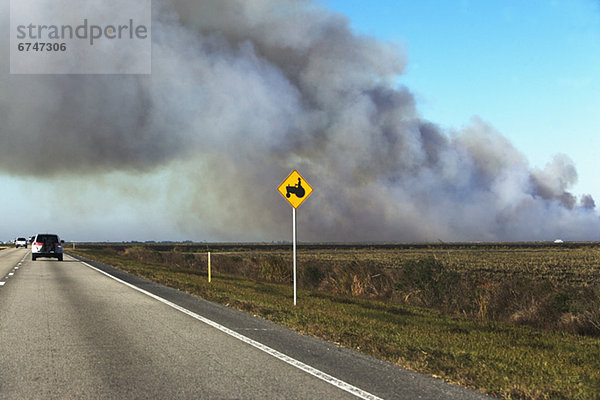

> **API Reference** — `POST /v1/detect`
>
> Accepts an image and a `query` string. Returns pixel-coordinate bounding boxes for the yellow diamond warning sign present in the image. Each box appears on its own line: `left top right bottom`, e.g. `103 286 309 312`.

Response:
277 170 313 209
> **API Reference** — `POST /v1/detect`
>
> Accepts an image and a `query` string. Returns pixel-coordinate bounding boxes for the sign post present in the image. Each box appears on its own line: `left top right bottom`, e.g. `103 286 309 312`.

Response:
277 170 313 305
293 208 297 304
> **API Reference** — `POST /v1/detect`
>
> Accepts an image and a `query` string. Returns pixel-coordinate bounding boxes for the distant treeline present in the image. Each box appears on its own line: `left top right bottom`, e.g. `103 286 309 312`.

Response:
70 241 600 253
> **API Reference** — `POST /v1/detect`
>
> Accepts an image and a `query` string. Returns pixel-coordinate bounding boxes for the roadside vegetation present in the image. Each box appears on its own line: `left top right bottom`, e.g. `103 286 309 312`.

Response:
68 243 600 399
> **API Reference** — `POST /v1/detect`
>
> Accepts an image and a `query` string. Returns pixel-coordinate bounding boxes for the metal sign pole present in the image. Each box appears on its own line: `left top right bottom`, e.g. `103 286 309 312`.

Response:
293 207 297 306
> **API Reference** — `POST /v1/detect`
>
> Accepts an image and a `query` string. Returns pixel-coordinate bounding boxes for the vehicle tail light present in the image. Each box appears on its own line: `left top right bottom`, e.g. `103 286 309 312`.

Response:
34 242 42 246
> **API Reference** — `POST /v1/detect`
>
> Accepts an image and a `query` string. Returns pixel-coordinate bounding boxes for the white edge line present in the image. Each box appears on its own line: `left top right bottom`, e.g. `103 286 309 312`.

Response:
0 282 5 286
79 259 383 400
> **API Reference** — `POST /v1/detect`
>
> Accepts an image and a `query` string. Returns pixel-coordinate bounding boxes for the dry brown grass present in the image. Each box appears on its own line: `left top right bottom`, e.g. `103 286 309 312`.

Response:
73 242 600 336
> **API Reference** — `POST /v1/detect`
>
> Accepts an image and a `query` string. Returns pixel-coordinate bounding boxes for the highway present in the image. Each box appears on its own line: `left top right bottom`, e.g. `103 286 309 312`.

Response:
0 248 491 399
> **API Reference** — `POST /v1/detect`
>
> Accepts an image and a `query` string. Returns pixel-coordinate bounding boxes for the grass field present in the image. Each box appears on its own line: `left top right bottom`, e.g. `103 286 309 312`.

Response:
67 242 600 399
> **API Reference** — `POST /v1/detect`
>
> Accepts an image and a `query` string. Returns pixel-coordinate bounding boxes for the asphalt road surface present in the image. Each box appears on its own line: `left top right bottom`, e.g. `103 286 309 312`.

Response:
0 248 491 399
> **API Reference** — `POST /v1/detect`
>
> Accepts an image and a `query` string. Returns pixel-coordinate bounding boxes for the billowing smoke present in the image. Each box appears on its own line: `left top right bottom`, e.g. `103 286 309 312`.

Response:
1 0 598 241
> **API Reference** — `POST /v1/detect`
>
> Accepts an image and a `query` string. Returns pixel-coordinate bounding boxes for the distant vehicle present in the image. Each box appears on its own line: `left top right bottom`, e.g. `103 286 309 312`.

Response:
31 233 64 261
15 237 28 248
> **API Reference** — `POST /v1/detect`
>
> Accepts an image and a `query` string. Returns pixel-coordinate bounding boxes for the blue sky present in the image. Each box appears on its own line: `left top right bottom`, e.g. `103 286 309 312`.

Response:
319 0 600 202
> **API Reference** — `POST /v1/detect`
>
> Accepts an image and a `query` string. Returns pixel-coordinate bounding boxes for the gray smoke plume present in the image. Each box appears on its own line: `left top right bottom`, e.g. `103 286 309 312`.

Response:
1 0 598 241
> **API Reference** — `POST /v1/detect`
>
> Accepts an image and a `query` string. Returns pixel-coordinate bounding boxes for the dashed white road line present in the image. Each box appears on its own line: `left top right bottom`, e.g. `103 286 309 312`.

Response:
0 251 29 287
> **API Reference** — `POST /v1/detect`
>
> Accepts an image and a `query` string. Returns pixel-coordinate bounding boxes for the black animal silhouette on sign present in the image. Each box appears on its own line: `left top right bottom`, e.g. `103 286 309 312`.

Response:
286 178 305 198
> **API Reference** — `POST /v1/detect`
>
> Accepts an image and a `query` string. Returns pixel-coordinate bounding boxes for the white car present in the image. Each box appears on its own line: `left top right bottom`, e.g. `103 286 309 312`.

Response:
31 233 64 261
15 237 28 248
